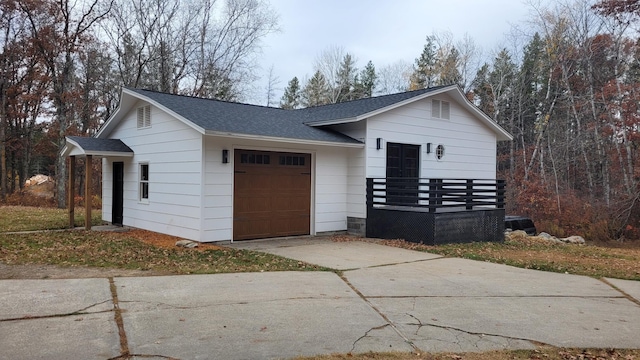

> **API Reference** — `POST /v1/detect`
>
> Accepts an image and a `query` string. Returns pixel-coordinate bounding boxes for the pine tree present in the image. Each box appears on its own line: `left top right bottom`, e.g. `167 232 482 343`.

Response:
302 71 330 107
438 47 462 86
280 77 301 109
410 36 437 89
336 53 358 102
355 60 377 98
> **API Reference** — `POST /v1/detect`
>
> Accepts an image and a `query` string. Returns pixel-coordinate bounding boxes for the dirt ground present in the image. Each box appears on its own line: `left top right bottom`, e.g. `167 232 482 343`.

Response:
0 228 224 279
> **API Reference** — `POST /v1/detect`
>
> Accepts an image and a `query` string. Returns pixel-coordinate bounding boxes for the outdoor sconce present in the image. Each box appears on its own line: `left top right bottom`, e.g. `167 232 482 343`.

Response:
376 137 382 150
222 149 229 163
426 143 432 154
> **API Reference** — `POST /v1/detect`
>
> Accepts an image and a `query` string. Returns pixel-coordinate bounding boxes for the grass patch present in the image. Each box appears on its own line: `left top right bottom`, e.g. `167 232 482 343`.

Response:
0 230 327 274
0 206 103 232
377 237 640 280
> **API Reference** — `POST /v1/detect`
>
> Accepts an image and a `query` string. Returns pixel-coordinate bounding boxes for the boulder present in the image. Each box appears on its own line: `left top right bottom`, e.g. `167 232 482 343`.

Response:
560 235 585 245
175 240 199 248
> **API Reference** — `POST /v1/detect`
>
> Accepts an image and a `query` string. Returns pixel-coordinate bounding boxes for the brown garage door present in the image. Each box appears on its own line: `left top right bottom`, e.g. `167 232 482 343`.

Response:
233 150 311 240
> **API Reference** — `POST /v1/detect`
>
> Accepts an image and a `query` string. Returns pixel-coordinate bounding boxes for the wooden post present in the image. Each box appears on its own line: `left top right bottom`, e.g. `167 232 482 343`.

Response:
68 156 75 228
85 155 92 230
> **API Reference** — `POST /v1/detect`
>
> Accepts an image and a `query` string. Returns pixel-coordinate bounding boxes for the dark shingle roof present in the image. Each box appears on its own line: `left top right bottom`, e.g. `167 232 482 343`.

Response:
298 86 448 124
128 88 360 144
67 136 133 153
126 86 449 144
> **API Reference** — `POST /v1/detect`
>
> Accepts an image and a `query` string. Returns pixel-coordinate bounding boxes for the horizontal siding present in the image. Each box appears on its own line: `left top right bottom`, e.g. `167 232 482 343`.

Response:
366 95 498 180
315 148 348 233
347 147 366 218
106 101 203 241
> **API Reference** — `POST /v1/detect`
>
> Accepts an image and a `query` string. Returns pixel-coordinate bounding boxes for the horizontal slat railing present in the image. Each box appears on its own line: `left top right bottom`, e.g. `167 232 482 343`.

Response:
366 178 506 212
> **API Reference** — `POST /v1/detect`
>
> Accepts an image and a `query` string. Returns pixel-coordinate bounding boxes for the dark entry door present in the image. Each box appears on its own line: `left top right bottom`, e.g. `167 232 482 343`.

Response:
386 143 420 204
112 162 124 225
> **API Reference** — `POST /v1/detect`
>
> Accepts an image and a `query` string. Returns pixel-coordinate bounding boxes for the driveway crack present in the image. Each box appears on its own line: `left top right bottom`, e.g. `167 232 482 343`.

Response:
109 277 130 358
350 324 390 353
405 312 546 346
338 274 420 353
0 300 112 322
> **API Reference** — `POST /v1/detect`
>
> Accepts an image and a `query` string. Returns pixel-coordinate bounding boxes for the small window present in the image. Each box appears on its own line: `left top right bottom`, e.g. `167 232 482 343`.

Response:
435 144 445 160
240 153 270 164
432 99 450 120
139 163 149 201
279 155 306 166
137 105 151 128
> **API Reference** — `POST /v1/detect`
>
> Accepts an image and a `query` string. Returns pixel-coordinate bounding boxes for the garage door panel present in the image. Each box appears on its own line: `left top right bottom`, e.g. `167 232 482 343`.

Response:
233 150 311 240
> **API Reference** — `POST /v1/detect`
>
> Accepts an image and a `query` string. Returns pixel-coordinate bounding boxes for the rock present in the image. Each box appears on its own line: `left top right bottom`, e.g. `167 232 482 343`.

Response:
560 235 585 245
175 240 199 248
538 232 553 239
504 230 529 242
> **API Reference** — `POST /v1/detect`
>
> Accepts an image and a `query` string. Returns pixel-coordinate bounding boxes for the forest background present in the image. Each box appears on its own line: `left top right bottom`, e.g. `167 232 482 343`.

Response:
1 0 639 242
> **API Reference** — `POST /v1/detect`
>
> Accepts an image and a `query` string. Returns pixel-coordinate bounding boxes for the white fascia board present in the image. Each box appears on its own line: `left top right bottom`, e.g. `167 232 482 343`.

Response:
304 85 460 127
204 130 364 148
306 85 513 141
97 88 206 138
84 151 134 157
449 89 513 141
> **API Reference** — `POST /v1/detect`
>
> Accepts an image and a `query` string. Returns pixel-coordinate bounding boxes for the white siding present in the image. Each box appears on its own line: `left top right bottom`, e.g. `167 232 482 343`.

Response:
329 122 366 218
104 101 203 241
201 137 350 242
366 94 497 180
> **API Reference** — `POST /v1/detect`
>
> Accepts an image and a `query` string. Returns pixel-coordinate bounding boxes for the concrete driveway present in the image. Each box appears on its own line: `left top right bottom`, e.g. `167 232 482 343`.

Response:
1 237 640 359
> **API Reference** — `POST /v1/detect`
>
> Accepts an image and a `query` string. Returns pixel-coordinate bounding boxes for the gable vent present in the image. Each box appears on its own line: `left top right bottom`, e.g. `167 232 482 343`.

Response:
137 105 151 129
432 99 450 120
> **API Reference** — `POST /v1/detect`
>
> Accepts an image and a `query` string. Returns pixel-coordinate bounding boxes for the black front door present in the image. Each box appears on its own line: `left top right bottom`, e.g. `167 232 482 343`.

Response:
386 143 420 204
112 162 124 225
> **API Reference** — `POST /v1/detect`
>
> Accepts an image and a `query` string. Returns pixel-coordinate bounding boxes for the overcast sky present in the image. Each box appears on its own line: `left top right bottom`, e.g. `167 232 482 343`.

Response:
252 0 545 105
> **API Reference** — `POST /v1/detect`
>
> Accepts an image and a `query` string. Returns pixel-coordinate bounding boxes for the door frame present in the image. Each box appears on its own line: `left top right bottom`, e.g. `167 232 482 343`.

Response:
386 142 421 204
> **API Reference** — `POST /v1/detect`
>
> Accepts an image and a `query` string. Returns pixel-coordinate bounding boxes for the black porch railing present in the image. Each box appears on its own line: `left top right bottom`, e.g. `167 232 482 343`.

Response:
366 178 506 212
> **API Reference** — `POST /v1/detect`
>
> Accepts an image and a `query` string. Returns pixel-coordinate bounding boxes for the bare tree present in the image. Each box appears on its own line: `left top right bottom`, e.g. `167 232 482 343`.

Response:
264 64 280 106
20 0 113 208
377 60 412 95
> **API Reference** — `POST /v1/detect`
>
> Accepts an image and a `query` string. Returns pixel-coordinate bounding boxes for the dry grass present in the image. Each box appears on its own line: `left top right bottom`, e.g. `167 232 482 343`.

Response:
332 234 640 281
0 205 103 232
0 229 327 274
293 347 640 359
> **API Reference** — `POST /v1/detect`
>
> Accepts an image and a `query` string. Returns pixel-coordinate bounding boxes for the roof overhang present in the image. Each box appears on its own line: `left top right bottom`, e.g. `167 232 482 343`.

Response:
204 130 364 148
96 87 206 139
61 137 134 158
306 85 513 142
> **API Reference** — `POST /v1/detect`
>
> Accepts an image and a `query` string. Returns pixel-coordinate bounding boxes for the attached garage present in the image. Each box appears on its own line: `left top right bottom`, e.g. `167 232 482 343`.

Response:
233 149 312 240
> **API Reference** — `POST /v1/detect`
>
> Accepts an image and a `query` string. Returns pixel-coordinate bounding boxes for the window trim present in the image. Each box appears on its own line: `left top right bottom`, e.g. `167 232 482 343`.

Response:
139 162 149 203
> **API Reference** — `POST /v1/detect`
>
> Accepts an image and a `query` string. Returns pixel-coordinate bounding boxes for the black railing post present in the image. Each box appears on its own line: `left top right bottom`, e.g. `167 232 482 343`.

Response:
366 178 374 209
466 179 473 210
496 179 506 209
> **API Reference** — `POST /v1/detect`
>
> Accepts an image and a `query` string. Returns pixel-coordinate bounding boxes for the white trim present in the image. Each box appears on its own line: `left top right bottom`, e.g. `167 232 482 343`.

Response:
97 88 206 138
305 85 513 142
204 130 364 148
139 162 150 203
62 137 134 158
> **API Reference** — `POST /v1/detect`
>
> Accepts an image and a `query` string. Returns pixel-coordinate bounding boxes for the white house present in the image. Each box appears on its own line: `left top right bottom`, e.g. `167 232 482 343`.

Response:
62 85 512 243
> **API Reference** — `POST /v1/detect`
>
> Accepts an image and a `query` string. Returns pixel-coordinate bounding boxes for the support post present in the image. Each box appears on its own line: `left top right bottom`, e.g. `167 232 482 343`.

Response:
85 155 92 230
68 156 75 228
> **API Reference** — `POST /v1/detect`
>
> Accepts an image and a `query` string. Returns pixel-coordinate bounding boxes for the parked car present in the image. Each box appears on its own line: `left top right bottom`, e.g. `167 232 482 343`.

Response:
505 216 537 235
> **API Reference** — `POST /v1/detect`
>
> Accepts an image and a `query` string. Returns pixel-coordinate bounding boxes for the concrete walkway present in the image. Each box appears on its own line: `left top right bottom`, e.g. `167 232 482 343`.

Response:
1 238 640 359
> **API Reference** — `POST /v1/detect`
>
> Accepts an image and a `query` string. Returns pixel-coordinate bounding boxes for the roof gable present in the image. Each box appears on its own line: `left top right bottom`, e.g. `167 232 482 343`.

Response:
62 136 134 157
96 85 511 143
